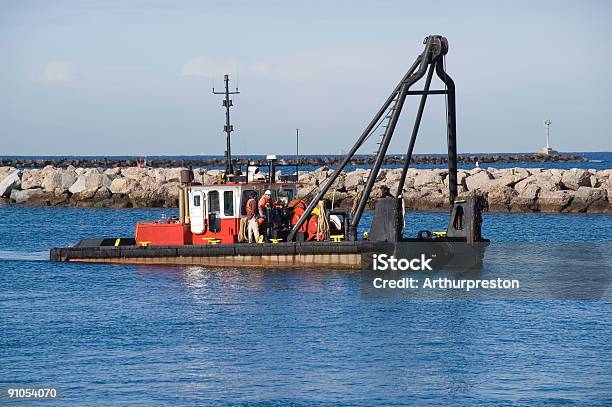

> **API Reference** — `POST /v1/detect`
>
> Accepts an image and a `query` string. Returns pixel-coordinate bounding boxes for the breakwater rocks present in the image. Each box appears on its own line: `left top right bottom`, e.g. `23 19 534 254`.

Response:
0 166 610 213
1 153 585 169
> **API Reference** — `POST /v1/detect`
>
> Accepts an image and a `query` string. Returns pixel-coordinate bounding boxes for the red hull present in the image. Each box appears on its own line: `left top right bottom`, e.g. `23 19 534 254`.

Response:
135 218 241 246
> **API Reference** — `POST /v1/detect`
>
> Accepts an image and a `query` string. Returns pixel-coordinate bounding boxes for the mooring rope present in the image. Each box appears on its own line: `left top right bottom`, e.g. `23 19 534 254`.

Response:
316 201 330 240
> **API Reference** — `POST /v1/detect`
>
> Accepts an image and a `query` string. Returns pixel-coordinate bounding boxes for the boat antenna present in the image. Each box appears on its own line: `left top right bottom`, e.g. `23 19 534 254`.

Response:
213 74 240 181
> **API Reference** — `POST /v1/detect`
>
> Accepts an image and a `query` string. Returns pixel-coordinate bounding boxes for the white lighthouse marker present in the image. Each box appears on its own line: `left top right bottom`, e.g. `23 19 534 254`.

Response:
544 119 552 149
537 119 558 156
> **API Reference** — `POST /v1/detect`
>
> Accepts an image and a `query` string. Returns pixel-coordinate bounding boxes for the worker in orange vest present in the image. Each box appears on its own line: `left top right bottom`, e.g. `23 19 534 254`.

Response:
258 190 272 217
258 190 273 241
246 191 260 243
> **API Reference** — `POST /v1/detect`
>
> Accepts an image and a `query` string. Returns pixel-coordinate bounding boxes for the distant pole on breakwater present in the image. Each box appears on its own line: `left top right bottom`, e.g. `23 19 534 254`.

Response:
296 128 299 178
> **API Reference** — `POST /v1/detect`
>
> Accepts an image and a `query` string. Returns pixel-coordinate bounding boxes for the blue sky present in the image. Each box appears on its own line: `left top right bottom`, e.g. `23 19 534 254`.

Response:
1 0 610 155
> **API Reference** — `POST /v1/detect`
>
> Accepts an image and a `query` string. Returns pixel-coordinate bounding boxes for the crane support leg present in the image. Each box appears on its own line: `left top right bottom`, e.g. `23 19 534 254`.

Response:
395 63 435 198
435 60 458 204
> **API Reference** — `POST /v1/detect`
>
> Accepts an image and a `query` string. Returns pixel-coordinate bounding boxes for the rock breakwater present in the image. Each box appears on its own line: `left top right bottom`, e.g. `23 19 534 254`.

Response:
0 166 610 213
1 153 585 169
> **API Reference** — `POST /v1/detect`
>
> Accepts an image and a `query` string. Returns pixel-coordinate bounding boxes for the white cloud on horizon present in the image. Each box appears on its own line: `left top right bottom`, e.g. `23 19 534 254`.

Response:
38 61 76 83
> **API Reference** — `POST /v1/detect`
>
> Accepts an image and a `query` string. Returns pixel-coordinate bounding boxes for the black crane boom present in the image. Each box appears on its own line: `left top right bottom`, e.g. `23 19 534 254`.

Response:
287 35 458 242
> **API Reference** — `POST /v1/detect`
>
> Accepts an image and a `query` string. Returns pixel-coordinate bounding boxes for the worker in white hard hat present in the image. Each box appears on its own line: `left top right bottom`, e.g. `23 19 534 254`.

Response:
258 190 272 216
257 190 273 242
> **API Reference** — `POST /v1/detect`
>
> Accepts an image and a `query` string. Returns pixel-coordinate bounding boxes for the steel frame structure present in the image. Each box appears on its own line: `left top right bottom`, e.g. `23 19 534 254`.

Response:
287 35 458 242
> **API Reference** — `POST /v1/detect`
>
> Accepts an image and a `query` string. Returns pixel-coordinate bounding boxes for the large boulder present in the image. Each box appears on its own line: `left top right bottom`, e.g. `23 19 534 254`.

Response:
159 182 181 206
42 171 62 192
510 184 540 211
91 194 132 208
403 188 446 210
604 180 612 206
40 165 56 175
206 169 225 183
487 185 515 211
68 176 85 194
0 170 21 197
514 174 560 195
104 167 121 176
443 170 468 192
163 168 181 183
538 190 573 212
488 168 511 179
378 170 401 194
465 170 495 193
149 168 172 184
496 168 529 188
122 167 148 181
297 171 314 185
384 169 402 183
343 170 366 190
109 177 138 195
397 169 419 190
0 166 16 182
414 172 443 188
93 186 112 201
69 172 112 199
595 170 610 187
10 188 45 204
193 168 216 185
550 168 564 178
21 170 44 190
128 190 166 208
138 176 159 192
513 168 530 178
325 189 350 207
59 172 77 192
566 187 608 213
9 188 66 205
561 169 591 190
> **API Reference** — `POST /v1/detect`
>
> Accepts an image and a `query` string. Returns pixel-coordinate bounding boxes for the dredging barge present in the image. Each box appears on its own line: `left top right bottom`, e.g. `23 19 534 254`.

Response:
50 35 488 270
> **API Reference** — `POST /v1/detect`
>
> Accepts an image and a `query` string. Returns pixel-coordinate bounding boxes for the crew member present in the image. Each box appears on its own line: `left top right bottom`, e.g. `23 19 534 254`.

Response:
246 192 260 243
258 190 272 218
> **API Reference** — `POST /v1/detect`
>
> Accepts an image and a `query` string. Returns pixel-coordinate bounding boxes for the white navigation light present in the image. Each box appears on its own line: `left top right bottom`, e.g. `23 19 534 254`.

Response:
536 119 558 156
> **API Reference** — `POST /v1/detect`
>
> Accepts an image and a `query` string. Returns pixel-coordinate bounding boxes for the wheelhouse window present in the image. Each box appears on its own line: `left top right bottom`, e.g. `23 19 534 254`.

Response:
193 194 201 207
223 191 234 216
278 188 294 205
208 191 220 213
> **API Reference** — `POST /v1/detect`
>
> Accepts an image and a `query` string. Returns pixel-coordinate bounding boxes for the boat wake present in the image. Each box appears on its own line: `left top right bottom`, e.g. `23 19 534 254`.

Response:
0 250 48 261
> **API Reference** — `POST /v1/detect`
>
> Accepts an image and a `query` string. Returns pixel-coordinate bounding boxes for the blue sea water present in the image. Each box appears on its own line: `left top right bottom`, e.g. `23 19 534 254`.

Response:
1 206 611 405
